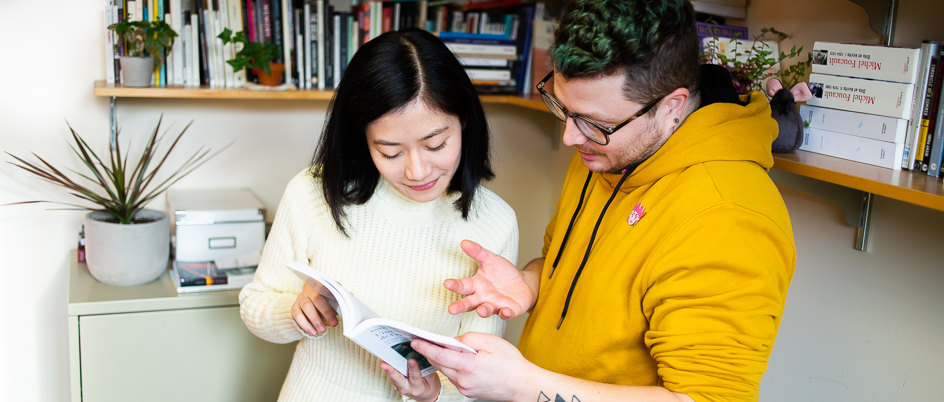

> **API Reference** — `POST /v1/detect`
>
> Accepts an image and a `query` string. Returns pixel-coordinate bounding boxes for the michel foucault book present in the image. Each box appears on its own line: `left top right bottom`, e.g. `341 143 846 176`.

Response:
169 252 260 293
285 261 476 377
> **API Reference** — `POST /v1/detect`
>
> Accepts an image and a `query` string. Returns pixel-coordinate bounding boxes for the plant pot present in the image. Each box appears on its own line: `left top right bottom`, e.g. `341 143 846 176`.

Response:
254 63 285 86
84 209 170 286
119 56 155 87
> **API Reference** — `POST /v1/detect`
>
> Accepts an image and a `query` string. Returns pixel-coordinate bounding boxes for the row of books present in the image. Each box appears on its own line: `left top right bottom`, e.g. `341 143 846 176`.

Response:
800 40 944 177
104 0 551 95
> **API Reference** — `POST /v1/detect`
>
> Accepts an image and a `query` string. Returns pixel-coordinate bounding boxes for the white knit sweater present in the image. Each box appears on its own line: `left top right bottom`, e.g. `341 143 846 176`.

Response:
239 169 518 402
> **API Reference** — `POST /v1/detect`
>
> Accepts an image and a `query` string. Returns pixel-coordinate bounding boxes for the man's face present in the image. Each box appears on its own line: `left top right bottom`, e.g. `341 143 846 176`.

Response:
551 73 671 173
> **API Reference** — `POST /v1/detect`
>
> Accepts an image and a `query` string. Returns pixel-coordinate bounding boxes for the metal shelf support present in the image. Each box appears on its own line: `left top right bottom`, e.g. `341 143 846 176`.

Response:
769 168 874 252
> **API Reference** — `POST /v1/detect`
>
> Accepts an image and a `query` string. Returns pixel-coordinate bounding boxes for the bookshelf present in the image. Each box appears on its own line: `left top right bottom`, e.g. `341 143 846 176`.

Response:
94 79 944 252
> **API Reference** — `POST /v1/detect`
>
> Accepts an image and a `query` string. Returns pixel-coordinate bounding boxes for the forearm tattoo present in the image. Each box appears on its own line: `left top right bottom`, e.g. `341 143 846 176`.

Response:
537 391 582 402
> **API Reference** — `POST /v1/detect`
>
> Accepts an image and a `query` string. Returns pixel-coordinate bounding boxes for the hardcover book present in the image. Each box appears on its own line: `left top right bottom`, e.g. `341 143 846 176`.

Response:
800 127 905 170
807 73 915 119
170 261 257 293
800 104 908 144
285 262 475 377
811 42 921 84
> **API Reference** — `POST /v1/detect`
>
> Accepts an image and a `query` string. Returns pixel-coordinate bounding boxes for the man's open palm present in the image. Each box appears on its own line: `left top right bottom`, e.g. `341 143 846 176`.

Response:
445 240 534 319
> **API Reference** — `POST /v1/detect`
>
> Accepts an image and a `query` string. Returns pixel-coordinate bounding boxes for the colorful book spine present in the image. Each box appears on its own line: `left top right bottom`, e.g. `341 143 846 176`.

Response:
800 127 905 170
902 41 939 169
927 96 944 177
695 21 748 41
807 73 915 119
800 105 908 144
811 41 920 84
915 48 944 172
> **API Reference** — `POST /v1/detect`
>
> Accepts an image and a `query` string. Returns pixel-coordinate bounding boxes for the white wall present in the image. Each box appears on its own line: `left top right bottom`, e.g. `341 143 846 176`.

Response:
0 3 565 400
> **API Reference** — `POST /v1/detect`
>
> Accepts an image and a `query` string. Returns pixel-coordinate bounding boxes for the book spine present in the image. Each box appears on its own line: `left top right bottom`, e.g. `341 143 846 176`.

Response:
333 12 341 88
182 17 192 85
695 21 748 41
465 68 512 81
230 0 247 87
807 73 915 120
105 4 116 84
262 0 273 42
271 0 282 61
811 41 921 84
218 1 236 88
304 2 313 89
281 0 292 84
928 95 944 177
923 50 944 173
903 41 935 169
296 8 304 88
316 0 325 90
191 12 202 86
324 4 334 88
444 42 517 57
799 104 908 144
915 48 942 171
196 0 211 86
171 0 184 85
800 127 905 170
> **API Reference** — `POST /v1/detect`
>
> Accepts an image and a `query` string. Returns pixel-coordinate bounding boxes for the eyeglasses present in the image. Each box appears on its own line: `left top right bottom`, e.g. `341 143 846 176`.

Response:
536 71 664 146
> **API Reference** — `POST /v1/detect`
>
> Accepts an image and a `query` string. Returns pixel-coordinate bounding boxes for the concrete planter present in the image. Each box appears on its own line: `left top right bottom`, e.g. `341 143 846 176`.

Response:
84 209 169 286
119 56 155 87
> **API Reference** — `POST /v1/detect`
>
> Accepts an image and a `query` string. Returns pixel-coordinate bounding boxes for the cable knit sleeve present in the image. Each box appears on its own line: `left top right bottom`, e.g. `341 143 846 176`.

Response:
238 169 328 344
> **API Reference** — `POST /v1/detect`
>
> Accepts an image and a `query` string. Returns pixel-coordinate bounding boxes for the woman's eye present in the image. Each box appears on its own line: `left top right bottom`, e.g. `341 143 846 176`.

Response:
380 152 401 159
428 141 447 151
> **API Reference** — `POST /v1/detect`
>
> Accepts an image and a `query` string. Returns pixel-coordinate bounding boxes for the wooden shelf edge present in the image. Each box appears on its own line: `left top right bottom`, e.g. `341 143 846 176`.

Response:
94 80 550 110
773 151 944 212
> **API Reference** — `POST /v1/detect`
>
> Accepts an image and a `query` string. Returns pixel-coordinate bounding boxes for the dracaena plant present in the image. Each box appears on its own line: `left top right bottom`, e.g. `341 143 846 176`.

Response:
5 117 227 224
108 19 178 69
218 28 281 75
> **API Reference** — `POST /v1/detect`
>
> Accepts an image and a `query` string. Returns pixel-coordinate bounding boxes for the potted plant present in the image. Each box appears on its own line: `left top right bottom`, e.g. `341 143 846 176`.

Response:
108 19 178 87
218 28 284 86
4 117 227 286
699 25 811 94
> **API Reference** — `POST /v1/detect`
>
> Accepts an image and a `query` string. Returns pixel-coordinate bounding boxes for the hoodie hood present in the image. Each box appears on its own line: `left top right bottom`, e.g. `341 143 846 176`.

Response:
599 91 778 190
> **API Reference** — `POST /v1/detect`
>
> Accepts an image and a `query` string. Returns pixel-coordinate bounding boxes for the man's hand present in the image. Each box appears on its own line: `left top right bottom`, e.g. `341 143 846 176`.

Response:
411 332 530 401
291 283 338 336
381 360 442 402
446 240 536 319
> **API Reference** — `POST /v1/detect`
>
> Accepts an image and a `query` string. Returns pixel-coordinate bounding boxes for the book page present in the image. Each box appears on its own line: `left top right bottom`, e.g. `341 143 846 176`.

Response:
284 262 380 329
348 319 474 377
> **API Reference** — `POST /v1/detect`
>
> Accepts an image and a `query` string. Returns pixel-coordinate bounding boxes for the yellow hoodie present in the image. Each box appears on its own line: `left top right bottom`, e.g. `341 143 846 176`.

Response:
517 92 796 402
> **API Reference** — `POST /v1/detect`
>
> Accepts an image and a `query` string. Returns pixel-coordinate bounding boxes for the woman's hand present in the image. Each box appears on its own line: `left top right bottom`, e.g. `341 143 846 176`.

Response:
291 283 338 336
382 360 442 402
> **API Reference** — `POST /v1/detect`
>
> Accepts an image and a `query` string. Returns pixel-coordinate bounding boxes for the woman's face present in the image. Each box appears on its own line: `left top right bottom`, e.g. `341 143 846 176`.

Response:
365 100 463 203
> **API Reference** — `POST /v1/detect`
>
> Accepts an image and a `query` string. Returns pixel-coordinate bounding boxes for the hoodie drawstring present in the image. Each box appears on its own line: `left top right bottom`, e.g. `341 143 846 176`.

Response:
554 167 635 330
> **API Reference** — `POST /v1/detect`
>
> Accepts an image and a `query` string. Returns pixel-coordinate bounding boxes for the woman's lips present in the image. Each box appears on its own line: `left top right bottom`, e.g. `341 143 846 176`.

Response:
408 178 438 191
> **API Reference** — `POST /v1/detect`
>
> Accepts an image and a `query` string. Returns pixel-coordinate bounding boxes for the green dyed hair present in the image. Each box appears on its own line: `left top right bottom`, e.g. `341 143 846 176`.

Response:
550 0 700 105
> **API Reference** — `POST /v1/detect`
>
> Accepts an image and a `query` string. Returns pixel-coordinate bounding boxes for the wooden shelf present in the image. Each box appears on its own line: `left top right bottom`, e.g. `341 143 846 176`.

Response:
93 80 548 110
93 80 944 213
773 151 944 212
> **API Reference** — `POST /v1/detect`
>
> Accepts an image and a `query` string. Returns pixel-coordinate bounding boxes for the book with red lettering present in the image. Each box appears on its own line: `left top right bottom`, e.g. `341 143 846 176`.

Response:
807 73 915 119
811 42 921 84
284 262 475 377
800 127 905 170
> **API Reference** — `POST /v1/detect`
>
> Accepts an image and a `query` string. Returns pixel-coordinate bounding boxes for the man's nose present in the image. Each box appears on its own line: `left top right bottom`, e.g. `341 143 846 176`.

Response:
561 117 588 147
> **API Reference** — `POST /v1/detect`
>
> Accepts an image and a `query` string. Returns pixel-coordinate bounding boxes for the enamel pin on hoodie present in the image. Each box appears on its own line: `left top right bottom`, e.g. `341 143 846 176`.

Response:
628 203 646 226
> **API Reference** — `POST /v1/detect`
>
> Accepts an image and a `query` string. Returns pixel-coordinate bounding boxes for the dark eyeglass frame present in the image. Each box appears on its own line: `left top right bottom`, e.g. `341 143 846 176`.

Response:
536 71 664 146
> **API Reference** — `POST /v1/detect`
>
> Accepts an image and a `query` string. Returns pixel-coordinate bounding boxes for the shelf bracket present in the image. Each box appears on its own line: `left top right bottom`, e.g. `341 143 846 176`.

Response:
769 168 873 252
109 96 117 151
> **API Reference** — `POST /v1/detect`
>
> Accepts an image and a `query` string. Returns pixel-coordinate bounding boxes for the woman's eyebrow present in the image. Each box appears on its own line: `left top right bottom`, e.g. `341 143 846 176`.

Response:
372 126 449 146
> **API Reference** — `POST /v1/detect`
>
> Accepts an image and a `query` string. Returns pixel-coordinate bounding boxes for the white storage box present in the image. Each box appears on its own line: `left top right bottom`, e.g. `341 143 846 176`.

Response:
168 189 266 262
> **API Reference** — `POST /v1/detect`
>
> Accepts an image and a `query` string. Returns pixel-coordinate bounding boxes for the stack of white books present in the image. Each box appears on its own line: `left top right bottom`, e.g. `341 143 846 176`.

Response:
802 42 920 170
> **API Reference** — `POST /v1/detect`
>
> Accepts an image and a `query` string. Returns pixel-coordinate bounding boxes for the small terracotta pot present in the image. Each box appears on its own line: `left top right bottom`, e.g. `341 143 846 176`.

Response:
254 63 285 86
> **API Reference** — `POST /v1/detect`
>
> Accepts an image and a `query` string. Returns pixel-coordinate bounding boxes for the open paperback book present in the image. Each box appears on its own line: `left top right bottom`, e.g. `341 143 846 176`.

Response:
285 262 476 377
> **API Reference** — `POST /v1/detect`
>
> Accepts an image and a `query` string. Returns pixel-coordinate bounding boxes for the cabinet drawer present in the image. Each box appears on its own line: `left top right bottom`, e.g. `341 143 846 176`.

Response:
78 306 296 402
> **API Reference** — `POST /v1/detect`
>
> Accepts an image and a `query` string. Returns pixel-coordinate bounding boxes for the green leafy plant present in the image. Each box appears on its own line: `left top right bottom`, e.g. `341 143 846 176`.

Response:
4 117 228 224
107 19 178 69
218 28 281 75
699 24 811 94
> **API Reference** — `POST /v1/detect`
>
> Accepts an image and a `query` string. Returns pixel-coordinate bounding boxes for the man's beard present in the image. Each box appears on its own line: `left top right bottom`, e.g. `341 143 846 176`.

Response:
578 118 666 173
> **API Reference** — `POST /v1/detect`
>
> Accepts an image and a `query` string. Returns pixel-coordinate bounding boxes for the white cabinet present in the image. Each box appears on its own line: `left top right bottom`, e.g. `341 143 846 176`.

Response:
68 255 296 402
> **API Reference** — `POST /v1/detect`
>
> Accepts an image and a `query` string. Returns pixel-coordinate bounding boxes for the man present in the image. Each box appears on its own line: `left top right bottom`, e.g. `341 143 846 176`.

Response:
410 0 796 401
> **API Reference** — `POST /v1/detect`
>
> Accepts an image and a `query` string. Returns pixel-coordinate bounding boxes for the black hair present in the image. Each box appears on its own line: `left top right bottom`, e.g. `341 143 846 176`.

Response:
312 28 494 235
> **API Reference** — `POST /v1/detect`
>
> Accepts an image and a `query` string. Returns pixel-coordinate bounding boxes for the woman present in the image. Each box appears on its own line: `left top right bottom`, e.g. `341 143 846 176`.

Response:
238 28 518 402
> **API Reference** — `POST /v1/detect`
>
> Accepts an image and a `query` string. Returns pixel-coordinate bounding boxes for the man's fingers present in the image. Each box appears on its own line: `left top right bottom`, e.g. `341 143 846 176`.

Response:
447 293 482 315
407 359 424 384
443 276 477 295
411 339 467 371
476 302 497 318
460 239 498 267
